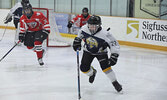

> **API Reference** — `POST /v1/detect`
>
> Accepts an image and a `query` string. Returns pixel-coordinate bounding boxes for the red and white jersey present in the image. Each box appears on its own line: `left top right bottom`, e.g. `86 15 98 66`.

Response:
71 14 90 27
20 11 50 33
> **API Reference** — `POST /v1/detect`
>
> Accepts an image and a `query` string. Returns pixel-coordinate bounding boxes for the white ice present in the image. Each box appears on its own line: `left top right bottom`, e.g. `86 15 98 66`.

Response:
0 29 167 100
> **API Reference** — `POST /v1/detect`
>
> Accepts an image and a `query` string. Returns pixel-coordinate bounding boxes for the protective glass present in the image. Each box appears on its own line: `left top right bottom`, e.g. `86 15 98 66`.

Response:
88 24 100 34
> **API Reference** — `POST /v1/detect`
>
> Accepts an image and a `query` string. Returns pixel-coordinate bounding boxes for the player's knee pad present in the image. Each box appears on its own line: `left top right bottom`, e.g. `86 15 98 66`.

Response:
27 46 33 49
80 65 94 76
34 41 42 45
80 64 90 73
98 57 111 71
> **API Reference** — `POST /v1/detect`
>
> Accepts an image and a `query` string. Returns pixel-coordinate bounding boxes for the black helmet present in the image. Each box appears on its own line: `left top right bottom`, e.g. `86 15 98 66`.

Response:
87 15 101 25
87 15 102 34
21 0 29 6
23 3 33 18
23 3 32 11
82 7 88 13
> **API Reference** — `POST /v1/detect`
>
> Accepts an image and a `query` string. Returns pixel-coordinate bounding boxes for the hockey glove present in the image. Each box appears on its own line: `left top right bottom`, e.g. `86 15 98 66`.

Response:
108 53 119 66
73 37 82 51
19 33 25 43
67 21 73 28
4 16 12 24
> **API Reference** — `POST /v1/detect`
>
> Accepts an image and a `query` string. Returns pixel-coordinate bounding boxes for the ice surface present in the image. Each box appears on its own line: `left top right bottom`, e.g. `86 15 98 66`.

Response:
0 29 167 100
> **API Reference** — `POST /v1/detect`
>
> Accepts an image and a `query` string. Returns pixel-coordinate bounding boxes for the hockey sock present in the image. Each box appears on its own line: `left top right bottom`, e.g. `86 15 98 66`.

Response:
34 41 43 59
103 67 117 82
89 67 97 83
36 51 43 58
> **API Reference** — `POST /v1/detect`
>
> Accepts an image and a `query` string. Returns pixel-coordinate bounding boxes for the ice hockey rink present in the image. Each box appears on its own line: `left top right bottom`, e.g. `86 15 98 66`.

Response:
0 29 167 100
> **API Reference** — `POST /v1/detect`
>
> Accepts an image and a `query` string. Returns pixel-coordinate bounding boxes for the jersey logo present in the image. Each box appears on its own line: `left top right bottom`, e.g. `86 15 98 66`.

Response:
27 22 37 29
86 37 98 49
36 12 41 16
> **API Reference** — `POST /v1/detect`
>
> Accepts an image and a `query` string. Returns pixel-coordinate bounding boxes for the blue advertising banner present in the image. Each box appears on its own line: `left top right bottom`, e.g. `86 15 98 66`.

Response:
54 13 69 33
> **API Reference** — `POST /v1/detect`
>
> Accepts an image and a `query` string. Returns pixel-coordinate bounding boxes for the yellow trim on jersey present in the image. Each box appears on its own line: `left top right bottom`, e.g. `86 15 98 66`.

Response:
103 67 111 72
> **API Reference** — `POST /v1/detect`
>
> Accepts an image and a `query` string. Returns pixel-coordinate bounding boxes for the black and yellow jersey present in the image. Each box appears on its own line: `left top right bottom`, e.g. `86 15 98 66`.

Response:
77 24 120 55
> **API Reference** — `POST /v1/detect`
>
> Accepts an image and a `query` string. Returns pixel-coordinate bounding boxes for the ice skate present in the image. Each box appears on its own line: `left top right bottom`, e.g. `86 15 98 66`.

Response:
38 58 44 66
89 67 97 83
37 49 45 66
112 80 122 92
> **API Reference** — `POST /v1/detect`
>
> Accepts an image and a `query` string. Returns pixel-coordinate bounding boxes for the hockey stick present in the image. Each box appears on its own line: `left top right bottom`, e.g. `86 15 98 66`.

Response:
0 23 8 41
76 50 81 100
0 40 21 62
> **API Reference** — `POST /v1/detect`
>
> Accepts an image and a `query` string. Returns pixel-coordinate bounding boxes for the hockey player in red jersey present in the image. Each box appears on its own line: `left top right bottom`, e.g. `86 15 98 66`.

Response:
67 7 91 28
19 3 50 65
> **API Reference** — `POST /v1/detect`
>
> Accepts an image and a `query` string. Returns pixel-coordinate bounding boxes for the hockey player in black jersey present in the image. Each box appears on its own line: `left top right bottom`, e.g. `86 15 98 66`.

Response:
73 15 122 92
4 0 30 28
4 0 30 44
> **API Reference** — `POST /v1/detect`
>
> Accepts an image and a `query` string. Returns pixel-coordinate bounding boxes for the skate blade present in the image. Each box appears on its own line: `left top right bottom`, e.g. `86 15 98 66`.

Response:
117 90 124 94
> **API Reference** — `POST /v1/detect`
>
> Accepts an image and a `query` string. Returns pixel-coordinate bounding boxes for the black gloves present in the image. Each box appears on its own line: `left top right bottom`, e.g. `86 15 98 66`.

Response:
19 33 25 43
108 53 119 66
67 21 73 28
73 37 82 51
4 17 12 24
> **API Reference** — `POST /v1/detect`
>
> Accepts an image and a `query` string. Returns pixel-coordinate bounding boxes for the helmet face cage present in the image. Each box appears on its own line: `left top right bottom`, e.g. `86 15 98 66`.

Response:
88 24 100 34
87 15 101 34
23 4 33 18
